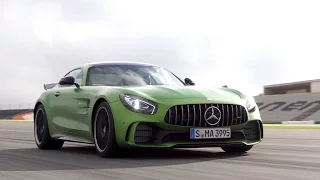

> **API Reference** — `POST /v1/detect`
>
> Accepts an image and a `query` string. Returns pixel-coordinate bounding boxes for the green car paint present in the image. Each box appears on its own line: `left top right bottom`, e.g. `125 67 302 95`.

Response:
34 62 263 157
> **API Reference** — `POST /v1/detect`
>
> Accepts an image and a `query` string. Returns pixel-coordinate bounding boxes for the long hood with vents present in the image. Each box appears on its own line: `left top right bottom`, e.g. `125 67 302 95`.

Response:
116 85 246 102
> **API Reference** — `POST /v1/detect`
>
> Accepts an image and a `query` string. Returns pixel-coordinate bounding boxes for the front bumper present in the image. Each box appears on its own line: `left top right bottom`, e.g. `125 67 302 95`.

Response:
110 100 264 148
126 120 263 148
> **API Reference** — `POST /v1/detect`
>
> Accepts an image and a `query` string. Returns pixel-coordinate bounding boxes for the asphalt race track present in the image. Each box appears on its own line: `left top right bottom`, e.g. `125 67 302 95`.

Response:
0 122 319 180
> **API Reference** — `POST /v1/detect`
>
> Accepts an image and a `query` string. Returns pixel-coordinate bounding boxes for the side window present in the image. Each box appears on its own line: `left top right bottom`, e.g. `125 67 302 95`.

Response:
74 70 83 85
64 69 83 86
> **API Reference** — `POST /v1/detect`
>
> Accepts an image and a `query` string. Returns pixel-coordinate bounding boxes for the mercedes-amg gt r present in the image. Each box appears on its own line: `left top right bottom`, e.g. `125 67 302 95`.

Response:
34 62 263 158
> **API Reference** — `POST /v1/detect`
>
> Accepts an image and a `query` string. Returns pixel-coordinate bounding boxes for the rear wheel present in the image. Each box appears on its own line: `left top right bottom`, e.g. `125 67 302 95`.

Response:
221 145 253 153
34 104 64 149
93 101 120 158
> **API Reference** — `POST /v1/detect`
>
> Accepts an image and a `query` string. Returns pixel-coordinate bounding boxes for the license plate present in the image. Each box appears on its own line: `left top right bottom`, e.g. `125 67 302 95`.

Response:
190 127 231 139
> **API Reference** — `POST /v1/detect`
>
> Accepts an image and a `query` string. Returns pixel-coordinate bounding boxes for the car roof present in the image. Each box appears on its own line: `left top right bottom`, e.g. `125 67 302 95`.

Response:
80 61 160 68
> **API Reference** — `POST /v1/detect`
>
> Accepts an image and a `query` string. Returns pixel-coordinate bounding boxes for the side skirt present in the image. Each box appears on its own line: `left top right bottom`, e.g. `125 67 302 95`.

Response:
54 136 93 144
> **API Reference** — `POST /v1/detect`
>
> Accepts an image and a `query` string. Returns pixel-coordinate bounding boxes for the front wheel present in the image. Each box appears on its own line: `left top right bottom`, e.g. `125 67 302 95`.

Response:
34 104 64 150
221 145 253 153
93 101 120 158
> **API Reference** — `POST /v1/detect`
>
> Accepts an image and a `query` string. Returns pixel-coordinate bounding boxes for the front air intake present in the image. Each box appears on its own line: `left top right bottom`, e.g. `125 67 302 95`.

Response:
244 121 261 141
134 123 157 144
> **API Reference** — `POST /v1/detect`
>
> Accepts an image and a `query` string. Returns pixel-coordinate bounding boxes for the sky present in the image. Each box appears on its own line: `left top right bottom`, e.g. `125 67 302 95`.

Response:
1 0 320 107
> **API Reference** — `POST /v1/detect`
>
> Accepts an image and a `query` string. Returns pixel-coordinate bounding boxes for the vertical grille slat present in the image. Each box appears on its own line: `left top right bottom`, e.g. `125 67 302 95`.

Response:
204 104 208 127
186 105 190 126
193 105 196 126
174 106 178 125
181 106 184 126
199 104 202 127
239 105 242 124
235 105 239 124
168 109 171 124
230 105 234 126
215 104 219 127
218 104 223 127
221 104 225 126
164 104 248 127
226 105 230 126
242 106 246 124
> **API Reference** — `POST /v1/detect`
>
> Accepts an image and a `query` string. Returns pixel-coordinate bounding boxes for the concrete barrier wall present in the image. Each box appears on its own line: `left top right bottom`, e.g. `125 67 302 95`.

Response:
254 93 320 122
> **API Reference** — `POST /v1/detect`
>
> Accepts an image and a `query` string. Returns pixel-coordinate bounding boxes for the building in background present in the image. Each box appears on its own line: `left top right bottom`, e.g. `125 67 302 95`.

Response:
254 79 320 123
263 79 320 95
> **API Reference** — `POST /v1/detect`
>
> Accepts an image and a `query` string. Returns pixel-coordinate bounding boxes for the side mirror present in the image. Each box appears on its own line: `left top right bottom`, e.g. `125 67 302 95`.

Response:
59 76 79 88
184 78 195 85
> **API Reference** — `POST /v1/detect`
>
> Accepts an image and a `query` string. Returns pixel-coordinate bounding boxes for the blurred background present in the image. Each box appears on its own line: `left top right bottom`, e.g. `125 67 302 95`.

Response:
1 1 320 180
1 0 320 106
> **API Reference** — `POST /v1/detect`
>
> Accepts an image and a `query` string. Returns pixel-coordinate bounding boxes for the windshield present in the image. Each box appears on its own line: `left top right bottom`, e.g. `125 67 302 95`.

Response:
87 65 185 86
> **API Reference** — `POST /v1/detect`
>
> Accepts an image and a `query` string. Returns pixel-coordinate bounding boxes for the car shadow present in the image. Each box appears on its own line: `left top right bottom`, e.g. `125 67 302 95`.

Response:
0 144 248 172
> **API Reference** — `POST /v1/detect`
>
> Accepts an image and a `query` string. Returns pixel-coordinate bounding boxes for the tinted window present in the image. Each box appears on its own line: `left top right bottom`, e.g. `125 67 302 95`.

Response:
87 65 184 86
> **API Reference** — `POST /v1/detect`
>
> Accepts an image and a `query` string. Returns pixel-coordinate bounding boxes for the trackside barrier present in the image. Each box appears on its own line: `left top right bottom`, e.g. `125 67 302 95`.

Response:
254 93 320 123
0 109 33 120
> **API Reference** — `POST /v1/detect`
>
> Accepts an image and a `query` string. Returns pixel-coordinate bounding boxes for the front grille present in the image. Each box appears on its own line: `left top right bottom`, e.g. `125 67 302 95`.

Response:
164 104 248 127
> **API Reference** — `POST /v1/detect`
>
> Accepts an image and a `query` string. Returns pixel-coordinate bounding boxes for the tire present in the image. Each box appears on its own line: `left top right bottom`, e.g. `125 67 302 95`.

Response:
221 145 253 153
34 104 64 150
93 101 120 158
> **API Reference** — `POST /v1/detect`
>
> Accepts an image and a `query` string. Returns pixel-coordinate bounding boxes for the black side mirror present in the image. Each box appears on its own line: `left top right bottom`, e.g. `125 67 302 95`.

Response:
184 78 195 85
59 76 79 88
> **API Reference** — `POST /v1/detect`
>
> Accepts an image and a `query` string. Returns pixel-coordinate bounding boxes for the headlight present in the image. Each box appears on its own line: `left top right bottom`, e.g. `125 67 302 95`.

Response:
246 96 256 113
119 94 157 115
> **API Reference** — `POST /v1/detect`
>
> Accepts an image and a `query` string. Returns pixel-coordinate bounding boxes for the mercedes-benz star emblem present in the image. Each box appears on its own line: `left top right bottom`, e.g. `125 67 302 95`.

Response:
204 106 222 125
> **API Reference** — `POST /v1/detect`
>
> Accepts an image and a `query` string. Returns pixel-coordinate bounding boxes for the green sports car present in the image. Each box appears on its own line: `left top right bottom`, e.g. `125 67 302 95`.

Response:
34 62 263 158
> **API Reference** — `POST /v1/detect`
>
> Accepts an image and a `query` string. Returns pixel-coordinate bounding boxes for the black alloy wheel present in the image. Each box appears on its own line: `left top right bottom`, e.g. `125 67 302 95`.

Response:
93 101 119 158
34 104 64 150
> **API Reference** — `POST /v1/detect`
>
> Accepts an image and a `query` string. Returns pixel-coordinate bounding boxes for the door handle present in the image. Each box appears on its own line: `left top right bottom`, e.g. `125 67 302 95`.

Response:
54 91 60 97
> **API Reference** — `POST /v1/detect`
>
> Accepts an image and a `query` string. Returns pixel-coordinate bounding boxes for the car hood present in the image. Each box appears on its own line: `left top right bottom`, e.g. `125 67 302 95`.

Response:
117 85 246 101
